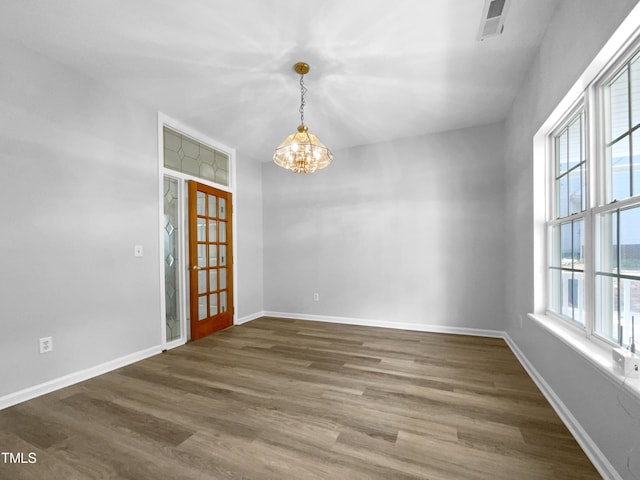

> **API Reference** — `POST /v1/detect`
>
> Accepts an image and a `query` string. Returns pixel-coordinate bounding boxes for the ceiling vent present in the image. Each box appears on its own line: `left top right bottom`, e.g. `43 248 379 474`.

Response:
477 0 511 41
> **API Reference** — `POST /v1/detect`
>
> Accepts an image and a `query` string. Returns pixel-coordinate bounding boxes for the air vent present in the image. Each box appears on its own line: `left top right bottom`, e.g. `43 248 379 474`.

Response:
477 0 511 41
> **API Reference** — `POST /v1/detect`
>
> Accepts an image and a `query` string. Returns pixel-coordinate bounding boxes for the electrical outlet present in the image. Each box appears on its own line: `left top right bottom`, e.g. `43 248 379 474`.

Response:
39 336 53 354
134 245 144 257
313 293 319 302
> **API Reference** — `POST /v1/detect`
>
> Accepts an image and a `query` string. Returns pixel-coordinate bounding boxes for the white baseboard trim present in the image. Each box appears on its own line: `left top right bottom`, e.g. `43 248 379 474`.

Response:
0 345 162 411
263 311 503 338
503 333 622 480
236 310 266 325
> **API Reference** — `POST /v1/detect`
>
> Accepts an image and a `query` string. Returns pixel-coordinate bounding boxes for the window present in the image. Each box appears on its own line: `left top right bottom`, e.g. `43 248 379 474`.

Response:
548 113 586 325
545 44 640 349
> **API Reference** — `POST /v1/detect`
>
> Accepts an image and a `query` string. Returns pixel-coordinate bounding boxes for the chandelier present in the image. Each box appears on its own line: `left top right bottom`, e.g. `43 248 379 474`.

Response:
273 62 333 173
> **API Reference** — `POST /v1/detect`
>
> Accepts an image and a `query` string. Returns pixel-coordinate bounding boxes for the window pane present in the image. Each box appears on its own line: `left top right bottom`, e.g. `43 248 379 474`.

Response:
609 136 631 202
561 222 572 268
557 130 568 175
597 211 618 273
633 129 640 196
620 206 640 276
609 68 629 141
549 268 562 314
557 176 568 218
550 225 561 267
573 219 585 271
567 117 582 170
631 56 640 128
595 274 619 343
572 271 585 325
568 169 583 215
620 279 640 348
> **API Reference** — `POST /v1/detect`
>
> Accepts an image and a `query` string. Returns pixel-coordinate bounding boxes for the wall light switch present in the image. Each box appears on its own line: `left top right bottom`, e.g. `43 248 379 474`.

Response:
134 245 144 257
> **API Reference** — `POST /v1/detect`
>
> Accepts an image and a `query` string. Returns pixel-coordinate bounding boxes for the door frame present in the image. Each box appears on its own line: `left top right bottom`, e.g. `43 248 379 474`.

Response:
157 112 238 350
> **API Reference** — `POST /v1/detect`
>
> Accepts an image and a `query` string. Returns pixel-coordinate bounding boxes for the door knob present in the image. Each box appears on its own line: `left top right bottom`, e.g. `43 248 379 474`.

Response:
192 265 203 271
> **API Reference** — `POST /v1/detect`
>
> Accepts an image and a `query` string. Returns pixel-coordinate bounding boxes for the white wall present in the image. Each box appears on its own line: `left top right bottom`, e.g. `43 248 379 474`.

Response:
236 150 264 320
263 123 505 332
503 1 640 478
0 37 161 397
0 37 265 401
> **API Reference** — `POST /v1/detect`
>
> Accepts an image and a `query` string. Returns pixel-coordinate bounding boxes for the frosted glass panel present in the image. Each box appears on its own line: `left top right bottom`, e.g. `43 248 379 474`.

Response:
163 176 181 342
163 127 230 186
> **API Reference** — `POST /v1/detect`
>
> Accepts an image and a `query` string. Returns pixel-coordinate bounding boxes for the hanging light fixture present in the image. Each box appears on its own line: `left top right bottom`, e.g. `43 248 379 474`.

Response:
273 62 333 173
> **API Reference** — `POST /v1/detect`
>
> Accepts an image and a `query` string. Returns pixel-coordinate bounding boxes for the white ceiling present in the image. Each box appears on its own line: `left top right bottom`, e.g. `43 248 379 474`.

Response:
0 0 559 161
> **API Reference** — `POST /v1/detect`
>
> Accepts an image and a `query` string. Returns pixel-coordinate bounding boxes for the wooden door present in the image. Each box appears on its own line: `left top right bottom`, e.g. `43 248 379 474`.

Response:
188 181 233 340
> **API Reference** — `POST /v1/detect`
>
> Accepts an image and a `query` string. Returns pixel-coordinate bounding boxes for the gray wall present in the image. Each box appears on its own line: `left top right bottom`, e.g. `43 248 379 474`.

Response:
0 37 265 398
263 123 505 332
503 0 640 478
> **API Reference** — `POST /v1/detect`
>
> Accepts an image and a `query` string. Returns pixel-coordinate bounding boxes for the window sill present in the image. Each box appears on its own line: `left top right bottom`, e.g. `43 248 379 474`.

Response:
528 313 640 402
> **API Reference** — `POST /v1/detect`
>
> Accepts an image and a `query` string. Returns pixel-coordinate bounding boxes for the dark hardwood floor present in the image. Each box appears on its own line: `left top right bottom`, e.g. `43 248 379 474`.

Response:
0 317 601 479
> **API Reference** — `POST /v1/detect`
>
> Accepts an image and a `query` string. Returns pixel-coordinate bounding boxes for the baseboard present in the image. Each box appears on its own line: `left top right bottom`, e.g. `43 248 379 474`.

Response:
236 310 265 325
0 345 162 411
503 333 622 480
263 311 503 338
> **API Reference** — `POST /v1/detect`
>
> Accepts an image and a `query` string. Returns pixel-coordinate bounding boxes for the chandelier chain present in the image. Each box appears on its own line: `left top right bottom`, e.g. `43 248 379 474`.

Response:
299 74 307 126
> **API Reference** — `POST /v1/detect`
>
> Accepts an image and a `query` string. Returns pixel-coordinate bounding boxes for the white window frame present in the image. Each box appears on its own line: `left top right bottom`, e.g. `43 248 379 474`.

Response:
532 5 640 399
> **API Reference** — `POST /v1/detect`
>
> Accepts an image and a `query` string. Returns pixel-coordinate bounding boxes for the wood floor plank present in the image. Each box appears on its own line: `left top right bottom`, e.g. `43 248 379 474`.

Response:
0 318 601 479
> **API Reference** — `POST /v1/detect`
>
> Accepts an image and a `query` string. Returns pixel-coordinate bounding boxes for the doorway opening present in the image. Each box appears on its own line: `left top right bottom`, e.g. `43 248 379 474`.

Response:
158 116 236 349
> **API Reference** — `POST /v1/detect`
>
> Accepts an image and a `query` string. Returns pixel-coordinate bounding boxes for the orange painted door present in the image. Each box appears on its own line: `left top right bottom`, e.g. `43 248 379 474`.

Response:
188 181 233 340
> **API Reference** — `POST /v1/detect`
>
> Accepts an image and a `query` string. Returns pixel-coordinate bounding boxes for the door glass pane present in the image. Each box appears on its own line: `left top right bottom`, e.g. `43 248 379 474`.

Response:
219 221 227 243
209 293 218 316
196 191 206 216
197 218 206 241
197 244 207 267
209 244 217 267
198 270 207 294
219 197 226 220
198 296 207 320
209 269 217 291
220 245 227 266
208 194 217 219
219 268 227 290
208 219 217 243
220 291 227 313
